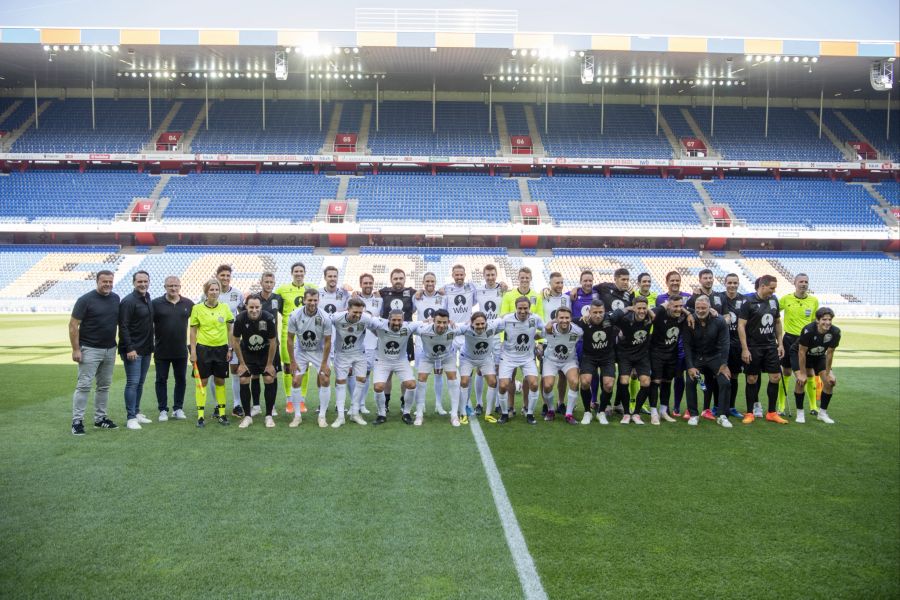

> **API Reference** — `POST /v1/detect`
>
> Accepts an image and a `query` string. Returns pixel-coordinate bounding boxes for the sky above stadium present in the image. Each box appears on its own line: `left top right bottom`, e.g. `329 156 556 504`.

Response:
1 0 898 41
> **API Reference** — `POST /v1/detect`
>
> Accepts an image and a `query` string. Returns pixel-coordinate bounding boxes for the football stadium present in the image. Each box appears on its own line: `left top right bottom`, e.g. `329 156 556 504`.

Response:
1 1 898 598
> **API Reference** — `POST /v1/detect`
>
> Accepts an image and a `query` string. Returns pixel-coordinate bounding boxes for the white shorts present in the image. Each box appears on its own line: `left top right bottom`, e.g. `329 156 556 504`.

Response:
365 348 376 371
498 357 539 380
373 359 414 384
334 353 368 380
542 358 579 377
459 355 497 378
293 349 324 375
417 355 456 375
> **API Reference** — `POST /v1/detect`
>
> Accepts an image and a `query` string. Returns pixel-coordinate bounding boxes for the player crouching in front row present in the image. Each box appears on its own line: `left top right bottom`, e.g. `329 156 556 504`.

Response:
790 307 840 424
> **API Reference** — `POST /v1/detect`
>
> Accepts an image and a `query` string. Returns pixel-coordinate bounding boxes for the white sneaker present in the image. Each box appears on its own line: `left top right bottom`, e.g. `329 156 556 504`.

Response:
351 414 368 426
597 412 609 425
239 416 252 429
250 405 261 417
289 414 302 428
331 415 345 428
817 410 835 424
620 414 631 425
359 405 371 415
753 402 763 418
795 409 805 424
318 415 328 428
631 414 644 425
660 406 677 423
158 411 169 422
136 413 152 424
688 416 700 426
271 407 278 417
126 418 142 430
581 412 593 425
435 406 448 416
173 409 187 420
451 416 460 427
265 416 276 428
717 415 733 429
414 414 423 426
650 408 660 425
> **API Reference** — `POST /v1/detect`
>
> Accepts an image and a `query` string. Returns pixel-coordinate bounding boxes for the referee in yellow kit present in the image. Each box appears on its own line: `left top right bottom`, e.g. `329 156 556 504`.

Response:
778 273 819 414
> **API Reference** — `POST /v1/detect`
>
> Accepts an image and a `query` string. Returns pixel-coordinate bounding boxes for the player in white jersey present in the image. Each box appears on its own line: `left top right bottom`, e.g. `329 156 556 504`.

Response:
541 271 572 416
329 299 372 426
474 263 506 415
539 307 583 424
442 264 479 416
198 264 245 415
286 289 333 428
357 273 383 414
455 312 506 423
412 309 461 426
414 272 449 415
497 296 545 425
319 266 359 414
365 311 419 425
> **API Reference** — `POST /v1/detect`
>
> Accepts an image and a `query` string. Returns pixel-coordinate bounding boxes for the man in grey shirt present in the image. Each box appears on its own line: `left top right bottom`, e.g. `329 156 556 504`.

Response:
69 270 120 435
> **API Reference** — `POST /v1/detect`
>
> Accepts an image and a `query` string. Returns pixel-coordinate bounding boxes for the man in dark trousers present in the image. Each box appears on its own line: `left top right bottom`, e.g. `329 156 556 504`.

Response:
119 270 155 430
69 270 120 435
682 295 733 428
152 275 193 421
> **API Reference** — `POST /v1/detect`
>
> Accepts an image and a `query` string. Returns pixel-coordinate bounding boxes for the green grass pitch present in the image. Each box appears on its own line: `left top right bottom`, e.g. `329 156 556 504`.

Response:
1 315 898 599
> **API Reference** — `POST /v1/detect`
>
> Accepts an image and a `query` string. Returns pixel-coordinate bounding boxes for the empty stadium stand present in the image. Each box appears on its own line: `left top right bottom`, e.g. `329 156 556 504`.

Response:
539 104 674 158
366 101 499 155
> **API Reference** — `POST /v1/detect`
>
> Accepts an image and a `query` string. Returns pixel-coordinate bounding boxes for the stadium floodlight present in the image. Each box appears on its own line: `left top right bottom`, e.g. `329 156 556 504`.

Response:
811 57 818 63
275 50 287 80
773 56 781 62
91 45 99 52
52 45 59 51
870 60 894 90
112 45 119 52
352 47 359 54
510 49 518 56
43 45 50 51
101 45 109 52
580 55 594 85
745 55 753 61
801 57 809 63
73 45 80 51
754 55 762 62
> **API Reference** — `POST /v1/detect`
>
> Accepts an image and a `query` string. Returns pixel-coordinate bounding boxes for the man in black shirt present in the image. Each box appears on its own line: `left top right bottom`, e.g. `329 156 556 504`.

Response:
69 270 120 435
715 274 747 419
609 297 653 425
647 296 688 424
119 270 155 430
376 268 417 410
246 271 283 416
738 274 787 424
790 307 840 424
683 295 732 428
152 275 193 421
231 296 278 428
575 300 618 425
592 267 634 314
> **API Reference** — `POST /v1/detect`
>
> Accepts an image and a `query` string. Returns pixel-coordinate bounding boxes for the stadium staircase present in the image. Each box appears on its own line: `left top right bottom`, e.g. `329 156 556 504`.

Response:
494 105 512 155
180 101 212 152
522 105 546 156
860 182 899 227
712 253 756 291
319 102 344 153
147 102 183 150
510 177 552 224
805 110 856 160
0 100 51 150
833 111 886 158
655 110 681 157
679 108 716 156
691 180 737 225
315 174 358 221
356 103 373 154
0 100 23 127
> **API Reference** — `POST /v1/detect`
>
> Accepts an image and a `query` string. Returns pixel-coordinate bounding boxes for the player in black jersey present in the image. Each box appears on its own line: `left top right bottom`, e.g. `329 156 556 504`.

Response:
574 300 618 425
737 274 787 425
608 296 653 425
245 271 283 417
790 307 840 424
375 268 417 411
647 295 688 425
231 296 278 428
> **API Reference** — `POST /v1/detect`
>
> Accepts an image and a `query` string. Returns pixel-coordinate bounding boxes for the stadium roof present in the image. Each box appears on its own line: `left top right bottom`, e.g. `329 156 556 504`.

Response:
0 42 896 102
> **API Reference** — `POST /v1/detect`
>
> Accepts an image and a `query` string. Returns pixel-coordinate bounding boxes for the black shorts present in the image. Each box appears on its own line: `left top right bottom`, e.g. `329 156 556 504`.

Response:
745 345 781 376
650 349 678 381
579 354 616 379
727 345 744 376
195 344 229 379
242 352 281 376
780 333 799 369
789 348 826 374
617 352 651 378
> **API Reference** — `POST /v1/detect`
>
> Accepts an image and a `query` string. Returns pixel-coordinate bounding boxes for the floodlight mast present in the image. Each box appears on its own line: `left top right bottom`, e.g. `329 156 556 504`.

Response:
275 51 287 81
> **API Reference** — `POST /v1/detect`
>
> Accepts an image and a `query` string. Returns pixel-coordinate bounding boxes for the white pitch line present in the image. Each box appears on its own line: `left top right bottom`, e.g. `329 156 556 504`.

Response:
469 418 548 600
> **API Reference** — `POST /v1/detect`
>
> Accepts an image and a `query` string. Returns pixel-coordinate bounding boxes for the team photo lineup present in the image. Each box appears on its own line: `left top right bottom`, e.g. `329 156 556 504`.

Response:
71 261 841 434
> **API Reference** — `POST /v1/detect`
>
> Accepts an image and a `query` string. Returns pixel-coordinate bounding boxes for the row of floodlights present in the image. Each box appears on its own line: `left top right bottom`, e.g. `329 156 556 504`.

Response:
510 48 585 59
117 72 269 79
746 55 818 63
284 46 360 57
309 73 386 79
491 75 746 86
43 44 119 52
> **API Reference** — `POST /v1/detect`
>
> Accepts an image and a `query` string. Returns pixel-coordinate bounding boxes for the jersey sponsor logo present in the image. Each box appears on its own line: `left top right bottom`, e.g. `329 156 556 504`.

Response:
550 309 559 319
423 308 436 319
809 345 826 356
433 344 447 354
454 295 466 306
390 299 403 311
760 313 775 335
484 300 497 314
634 330 648 343
516 333 529 344
593 330 606 343
513 333 531 353
581 305 590 316
612 299 625 312
823 333 832 343
474 341 490 354
247 334 265 352
666 326 679 343
324 304 337 314
342 335 358 350
553 344 569 358
294 296 302 307
728 311 738 330
302 330 317 341
769 299 778 310
384 340 402 356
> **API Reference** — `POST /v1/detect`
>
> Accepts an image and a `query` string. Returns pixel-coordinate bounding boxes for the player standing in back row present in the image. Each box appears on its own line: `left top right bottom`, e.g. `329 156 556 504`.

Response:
778 273 819 416
276 262 316 414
